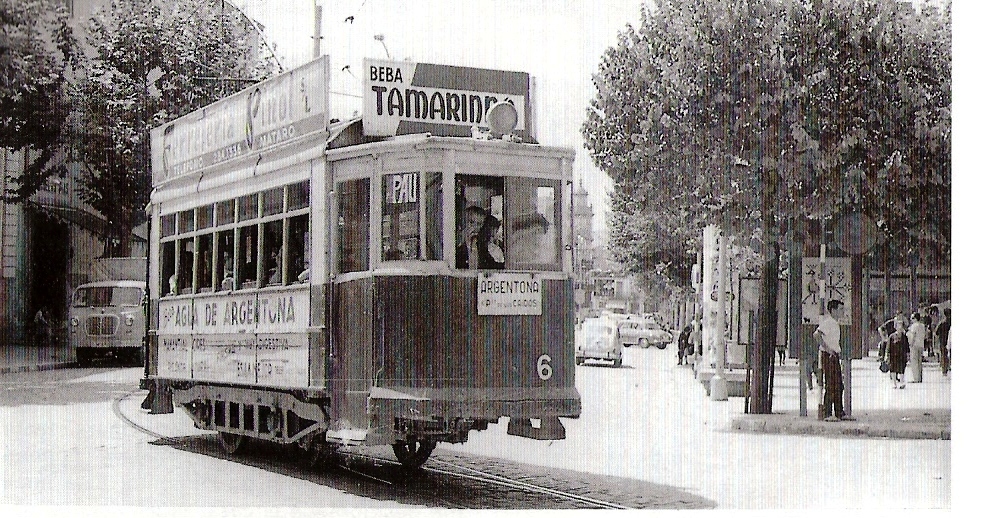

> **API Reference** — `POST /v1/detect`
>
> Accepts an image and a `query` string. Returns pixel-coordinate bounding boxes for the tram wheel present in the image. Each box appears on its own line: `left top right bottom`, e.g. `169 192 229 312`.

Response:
392 439 436 469
218 432 248 454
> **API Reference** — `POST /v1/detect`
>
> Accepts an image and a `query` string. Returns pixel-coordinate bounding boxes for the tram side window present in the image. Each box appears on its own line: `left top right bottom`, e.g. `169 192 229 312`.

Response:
287 215 310 283
425 172 443 260
338 178 370 274
177 238 194 294
239 225 258 288
262 220 284 286
455 175 505 270
161 240 176 296
217 230 234 291
197 234 214 292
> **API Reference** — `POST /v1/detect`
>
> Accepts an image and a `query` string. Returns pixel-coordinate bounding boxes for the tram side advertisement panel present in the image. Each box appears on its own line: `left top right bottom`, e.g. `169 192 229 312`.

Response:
156 287 311 386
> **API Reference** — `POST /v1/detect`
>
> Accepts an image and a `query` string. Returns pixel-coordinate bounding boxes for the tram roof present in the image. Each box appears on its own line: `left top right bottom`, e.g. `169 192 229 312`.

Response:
151 116 575 202
74 280 147 290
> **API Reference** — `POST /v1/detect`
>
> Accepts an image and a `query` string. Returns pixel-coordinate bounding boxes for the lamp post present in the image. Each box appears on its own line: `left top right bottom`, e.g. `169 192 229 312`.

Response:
374 34 391 59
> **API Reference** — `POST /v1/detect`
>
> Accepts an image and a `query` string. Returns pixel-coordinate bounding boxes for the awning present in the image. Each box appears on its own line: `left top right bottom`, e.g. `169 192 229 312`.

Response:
31 203 107 236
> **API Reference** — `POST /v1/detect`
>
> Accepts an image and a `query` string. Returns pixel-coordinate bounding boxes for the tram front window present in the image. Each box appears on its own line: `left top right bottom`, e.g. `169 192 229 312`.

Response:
381 172 441 261
455 175 560 271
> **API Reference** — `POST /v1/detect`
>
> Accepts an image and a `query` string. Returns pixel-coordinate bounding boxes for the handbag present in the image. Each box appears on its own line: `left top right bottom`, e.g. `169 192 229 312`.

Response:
879 360 889 373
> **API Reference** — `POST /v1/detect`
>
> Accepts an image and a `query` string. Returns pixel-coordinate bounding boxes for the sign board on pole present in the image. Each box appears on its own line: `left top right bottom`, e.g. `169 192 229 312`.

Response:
363 58 531 139
801 256 852 324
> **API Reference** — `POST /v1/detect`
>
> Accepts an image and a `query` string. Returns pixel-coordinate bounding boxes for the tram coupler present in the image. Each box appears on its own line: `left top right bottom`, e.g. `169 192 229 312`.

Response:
507 416 566 440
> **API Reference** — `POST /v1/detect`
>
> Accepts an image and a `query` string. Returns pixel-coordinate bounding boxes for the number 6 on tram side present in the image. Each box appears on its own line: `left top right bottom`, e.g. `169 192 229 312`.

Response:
143 69 580 471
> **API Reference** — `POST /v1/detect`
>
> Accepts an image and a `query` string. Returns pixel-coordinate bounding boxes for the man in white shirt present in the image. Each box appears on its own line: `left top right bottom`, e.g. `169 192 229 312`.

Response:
813 299 852 421
907 313 926 382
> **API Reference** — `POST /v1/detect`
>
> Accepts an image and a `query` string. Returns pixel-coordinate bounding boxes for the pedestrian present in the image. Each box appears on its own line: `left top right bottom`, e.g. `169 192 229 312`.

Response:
677 324 692 365
876 322 891 363
887 314 910 389
687 318 700 366
33 306 53 347
937 307 951 375
923 307 935 359
813 299 851 421
776 341 787 366
906 312 926 382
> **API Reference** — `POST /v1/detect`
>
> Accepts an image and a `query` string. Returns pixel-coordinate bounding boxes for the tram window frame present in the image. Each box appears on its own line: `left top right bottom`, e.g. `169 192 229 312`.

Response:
239 224 259 289
379 171 443 262
161 214 176 238
381 172 419 261
287 180 310 212
262 187 285 216
454 175 505 270
161 241 176 296
177 237 194 294
178 209 194 234
505 178 561 271
338 177 370 274
196 233 214 292
286 215 310 283
261 220 285 287
238 193 259 221
196 205 214 230
216 199 235 226
453 175 561 271
158 180 310 296
217 229 235 291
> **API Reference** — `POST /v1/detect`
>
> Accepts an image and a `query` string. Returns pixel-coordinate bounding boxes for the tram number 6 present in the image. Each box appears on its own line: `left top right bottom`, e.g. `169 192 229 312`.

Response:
536 354 553 381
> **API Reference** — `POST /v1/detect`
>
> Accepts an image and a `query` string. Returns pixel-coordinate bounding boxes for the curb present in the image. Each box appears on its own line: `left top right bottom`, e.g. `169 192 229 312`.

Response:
731 416 950 440
0 361 76 375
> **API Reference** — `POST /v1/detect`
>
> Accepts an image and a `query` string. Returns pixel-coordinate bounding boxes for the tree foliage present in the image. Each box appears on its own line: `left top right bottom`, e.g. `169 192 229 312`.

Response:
583 0 951 280
73 0 279 256
1 0 75 200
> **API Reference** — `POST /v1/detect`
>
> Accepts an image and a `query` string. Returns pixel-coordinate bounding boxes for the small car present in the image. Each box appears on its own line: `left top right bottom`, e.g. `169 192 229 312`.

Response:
618 319 673 349
576 317 623 368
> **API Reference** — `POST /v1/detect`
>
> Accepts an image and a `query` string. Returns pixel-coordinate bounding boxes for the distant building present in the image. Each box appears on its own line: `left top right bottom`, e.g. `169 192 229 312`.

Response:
572 178 596 318
1 0 263 345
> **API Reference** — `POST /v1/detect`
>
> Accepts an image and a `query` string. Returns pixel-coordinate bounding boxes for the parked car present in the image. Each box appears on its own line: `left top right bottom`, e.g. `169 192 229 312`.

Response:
576 317 623 368
619 319 673 349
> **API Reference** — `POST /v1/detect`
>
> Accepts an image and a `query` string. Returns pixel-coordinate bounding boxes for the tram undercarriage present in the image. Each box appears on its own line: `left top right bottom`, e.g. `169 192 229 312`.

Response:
151 380 576 467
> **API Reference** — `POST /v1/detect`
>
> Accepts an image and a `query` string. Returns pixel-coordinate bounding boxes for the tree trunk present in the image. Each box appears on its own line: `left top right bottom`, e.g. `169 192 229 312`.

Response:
750 168 780 414
883 242 892 322
750 239 780 414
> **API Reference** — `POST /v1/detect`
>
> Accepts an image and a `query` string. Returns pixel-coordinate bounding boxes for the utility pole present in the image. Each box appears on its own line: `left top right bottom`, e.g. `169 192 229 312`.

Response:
312 2 323 60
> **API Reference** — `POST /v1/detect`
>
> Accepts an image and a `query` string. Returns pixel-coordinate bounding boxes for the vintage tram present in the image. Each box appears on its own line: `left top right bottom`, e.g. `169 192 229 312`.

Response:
142 56 581 468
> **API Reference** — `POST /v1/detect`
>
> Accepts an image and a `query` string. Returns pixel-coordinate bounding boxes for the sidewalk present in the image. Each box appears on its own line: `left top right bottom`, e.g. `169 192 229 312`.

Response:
728 355 951 439
0 341 77 374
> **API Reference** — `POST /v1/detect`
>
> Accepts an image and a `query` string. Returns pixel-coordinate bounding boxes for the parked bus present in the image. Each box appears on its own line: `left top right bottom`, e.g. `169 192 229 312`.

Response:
142 56 581 468
69 279 147 366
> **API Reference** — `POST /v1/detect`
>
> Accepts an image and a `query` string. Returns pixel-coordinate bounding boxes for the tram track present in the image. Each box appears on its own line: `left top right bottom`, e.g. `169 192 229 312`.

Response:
113 389 632 509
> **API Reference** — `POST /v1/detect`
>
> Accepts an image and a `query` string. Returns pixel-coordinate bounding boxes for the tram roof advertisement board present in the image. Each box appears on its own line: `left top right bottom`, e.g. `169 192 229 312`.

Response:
363 58 531 139
150 56 331 186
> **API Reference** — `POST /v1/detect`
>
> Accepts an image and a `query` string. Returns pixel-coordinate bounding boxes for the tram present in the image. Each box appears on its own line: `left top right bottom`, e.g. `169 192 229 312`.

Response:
142 56 581 468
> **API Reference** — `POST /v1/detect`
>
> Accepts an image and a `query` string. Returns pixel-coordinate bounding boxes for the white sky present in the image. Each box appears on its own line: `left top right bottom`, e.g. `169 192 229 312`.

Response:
229 0 645 239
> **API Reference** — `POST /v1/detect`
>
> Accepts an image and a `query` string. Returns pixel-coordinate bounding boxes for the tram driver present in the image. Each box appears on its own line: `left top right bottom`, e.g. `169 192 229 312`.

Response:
456 206 504 270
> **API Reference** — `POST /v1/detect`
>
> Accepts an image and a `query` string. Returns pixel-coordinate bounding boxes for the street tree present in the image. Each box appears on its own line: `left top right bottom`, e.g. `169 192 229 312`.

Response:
583 0 950 412
73 0 279 256
1 0 75 200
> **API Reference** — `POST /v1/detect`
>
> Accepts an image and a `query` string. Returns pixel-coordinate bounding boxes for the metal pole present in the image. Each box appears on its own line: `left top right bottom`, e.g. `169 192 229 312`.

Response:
312 3 323 60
